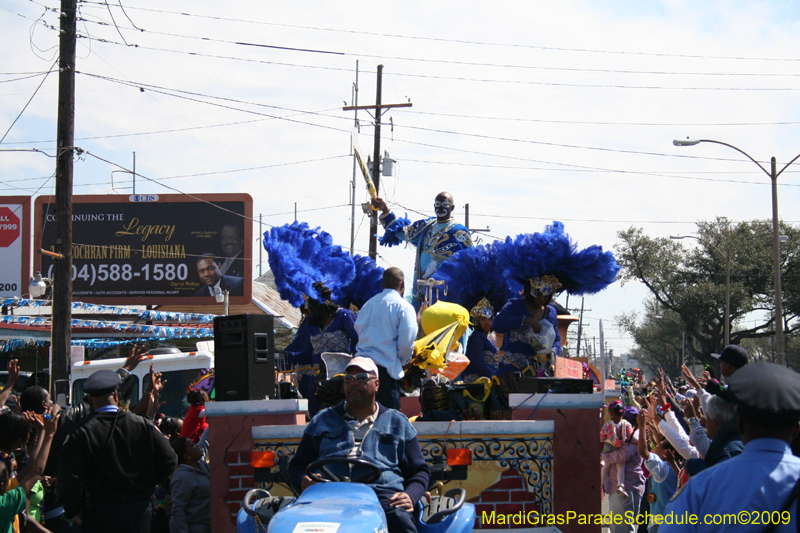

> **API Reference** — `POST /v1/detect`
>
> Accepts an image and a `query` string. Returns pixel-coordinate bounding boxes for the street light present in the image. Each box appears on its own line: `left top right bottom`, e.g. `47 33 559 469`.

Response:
28 272 51 299
673 138 800 365
669 235 730 347
215 287 229 316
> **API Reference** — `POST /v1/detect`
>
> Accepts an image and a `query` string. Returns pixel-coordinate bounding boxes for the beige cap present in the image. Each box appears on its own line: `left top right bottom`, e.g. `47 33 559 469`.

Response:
345 356 379 376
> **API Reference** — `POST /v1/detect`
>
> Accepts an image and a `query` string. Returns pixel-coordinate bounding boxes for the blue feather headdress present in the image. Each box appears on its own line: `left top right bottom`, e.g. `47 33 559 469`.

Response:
499 221 620 296
263 222 355 307
337 254 384 310
432 241 511 316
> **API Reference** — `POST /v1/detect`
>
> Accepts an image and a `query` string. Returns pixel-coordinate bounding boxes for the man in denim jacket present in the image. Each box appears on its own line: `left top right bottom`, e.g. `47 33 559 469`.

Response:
289 357 430 533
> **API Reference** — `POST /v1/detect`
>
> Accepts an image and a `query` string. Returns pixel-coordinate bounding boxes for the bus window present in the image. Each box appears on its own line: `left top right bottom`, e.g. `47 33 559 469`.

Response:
72 375 139 409
144 369 209 417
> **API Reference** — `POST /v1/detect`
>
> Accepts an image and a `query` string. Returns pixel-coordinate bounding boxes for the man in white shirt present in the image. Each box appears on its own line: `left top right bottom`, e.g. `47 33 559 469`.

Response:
354 267 418 410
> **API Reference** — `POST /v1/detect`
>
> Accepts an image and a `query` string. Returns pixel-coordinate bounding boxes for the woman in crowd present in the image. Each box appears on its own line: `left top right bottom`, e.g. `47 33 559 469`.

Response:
169 437 211 533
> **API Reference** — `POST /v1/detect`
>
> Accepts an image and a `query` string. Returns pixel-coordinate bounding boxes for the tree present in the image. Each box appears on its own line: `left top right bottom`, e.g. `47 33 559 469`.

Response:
615 218 800 371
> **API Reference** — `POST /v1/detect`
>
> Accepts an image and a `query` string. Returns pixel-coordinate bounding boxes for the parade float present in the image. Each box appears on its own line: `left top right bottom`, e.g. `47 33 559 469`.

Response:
208 220 620 533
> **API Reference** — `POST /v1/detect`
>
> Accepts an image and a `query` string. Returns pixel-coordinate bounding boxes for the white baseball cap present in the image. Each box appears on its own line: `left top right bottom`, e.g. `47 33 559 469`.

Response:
345 356 379 376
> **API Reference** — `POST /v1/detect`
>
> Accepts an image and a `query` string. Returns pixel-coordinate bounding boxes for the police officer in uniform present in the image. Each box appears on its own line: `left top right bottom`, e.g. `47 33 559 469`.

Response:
59 369 177 533
662 362 800 532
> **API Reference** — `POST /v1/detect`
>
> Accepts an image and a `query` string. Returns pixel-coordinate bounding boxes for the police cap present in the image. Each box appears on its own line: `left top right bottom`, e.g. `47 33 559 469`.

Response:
711 345 748 369
83 369 121 397
728 362 800 427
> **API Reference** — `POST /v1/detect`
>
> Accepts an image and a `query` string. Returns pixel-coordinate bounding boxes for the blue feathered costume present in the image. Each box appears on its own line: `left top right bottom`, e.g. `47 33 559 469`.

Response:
494 222 620 376
378 210 472 306
432 242 511 382
263 222 384 414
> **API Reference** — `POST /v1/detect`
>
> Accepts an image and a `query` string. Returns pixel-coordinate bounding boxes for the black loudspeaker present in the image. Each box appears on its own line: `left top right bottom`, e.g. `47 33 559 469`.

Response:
516 377 594 394
214 314 275 401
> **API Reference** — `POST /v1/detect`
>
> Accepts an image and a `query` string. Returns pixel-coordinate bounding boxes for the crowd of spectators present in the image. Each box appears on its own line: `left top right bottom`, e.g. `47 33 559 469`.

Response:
602 345 800 533
0 346 212 533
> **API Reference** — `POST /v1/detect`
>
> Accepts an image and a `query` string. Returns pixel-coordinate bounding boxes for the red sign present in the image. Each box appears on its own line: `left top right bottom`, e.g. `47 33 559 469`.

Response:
0 207 20 247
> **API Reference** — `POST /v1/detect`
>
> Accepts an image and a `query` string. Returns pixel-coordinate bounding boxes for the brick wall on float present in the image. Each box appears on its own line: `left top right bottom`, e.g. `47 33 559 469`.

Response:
470 469 538 529
224 450 255 518
205 399 308 533
510 393 604 533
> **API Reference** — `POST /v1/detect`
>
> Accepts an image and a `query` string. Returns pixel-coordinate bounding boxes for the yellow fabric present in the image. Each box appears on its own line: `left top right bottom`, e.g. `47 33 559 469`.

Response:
462 377 493 403
413 322 461 369
420 301 469 338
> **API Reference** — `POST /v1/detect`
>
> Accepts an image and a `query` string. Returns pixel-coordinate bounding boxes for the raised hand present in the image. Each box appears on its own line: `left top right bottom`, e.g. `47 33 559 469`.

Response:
23 410 44 432
636 409 646 428
372 197 389 214
123 344 149 372
146 363 167 394
146 390 166 419
43 403 60 436
6 359 19 384
682 398 696 419
681 364 700 390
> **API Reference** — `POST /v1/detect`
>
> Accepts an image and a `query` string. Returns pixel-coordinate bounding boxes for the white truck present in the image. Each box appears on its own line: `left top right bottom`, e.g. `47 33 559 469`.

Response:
69 345 214 417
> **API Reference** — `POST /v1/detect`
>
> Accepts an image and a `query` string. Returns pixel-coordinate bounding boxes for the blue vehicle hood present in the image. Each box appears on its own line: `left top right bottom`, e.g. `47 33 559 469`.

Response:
268 483 387 533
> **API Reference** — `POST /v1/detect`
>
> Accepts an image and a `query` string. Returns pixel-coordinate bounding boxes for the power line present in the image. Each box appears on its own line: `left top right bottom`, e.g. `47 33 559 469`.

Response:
388 69 800 91
81 149 274 227
0 73 50 84
394 138 772 173
77 71 351 134
0 59 58 144
153 155 349 181
60 73 800 170
71 2 800 64
76 14 345 55
72 16 800 78
0 118 273 145
396 124 760 161
78 72 345 120
403 156 800 187
411 110 800 127
66 30 800 91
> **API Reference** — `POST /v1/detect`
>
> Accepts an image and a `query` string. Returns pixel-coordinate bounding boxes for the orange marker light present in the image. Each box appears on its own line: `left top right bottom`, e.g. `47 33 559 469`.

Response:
446 448 472 466
251 451 275 468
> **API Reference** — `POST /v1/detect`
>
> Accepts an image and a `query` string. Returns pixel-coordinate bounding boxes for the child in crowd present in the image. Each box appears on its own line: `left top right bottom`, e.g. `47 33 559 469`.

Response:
600 400 634 497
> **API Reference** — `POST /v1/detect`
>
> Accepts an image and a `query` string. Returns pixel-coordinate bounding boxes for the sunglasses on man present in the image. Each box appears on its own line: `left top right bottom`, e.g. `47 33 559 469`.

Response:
343 373 377 383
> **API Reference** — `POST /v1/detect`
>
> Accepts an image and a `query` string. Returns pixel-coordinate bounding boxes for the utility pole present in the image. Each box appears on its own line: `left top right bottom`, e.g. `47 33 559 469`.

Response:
132 151 136 195
259 214 262 277
350 61 359 256
343 65 412 260
368 65 383 261
52 0 77 401
576 296 585 357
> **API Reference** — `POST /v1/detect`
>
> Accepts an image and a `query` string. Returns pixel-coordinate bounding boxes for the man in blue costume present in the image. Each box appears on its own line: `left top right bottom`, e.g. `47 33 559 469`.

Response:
373 192 472 306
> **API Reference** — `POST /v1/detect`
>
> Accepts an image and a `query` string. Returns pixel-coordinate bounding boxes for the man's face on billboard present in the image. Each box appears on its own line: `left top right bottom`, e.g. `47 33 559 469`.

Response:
220 226 243 258
197 257 221 287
